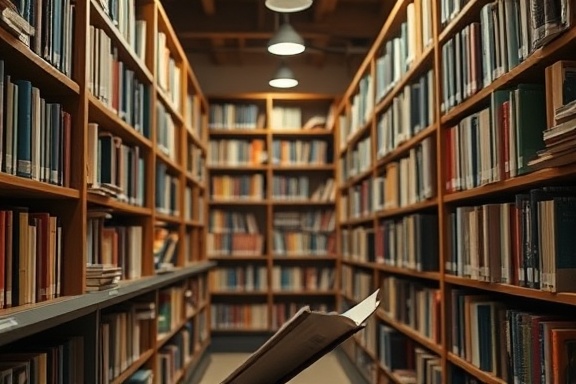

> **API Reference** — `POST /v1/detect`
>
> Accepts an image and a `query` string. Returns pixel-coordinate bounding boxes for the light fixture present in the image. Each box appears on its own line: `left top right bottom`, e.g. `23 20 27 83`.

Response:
269 62 298 88
267 20 305 56
265 0 313 13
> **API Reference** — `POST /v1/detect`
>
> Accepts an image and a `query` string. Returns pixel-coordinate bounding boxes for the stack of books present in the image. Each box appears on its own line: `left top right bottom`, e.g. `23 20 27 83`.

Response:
86 264 122 292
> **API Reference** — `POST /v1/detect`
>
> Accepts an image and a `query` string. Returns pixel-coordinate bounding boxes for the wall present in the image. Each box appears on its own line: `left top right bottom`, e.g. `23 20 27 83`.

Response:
188 54 356 96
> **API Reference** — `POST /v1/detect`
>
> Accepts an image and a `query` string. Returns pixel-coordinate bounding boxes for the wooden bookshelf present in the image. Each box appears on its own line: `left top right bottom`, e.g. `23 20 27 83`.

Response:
0 0 213 382
206 93 339 333
338 0 576 383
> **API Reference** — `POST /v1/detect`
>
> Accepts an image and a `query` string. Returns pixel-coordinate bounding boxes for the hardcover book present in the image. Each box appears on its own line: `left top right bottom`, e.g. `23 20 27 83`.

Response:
221 289 381 384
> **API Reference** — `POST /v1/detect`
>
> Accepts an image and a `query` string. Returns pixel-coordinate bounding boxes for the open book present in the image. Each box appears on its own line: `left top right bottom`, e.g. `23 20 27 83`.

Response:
221 289 381 384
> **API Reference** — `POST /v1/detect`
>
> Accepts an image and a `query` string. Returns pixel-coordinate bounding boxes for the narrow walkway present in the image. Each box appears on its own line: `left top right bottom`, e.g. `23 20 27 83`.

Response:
197 352 353 384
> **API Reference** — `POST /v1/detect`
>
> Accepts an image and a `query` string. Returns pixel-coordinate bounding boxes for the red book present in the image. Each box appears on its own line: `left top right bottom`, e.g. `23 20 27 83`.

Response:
30 213 50 302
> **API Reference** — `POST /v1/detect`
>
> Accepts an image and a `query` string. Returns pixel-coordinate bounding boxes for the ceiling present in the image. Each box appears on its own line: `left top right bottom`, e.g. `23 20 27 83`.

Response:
160 0 392 74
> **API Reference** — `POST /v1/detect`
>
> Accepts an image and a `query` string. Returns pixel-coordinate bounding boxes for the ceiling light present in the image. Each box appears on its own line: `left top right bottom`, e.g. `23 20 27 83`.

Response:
265 0 313 13
269 62 298 88
267 22 305 55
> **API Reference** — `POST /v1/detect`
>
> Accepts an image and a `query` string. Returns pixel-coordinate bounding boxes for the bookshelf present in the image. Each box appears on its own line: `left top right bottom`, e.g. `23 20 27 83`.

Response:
338 0 576 383
206 93 339 333
0 0 213 383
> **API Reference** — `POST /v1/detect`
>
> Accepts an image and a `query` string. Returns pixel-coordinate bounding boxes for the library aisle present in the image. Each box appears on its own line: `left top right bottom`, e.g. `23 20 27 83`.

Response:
197 353 353 384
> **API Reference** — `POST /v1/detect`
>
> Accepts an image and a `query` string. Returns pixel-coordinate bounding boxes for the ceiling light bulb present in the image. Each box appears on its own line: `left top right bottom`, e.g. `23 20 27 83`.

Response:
269 62 298 88
265 0 313 13
268 22 305 56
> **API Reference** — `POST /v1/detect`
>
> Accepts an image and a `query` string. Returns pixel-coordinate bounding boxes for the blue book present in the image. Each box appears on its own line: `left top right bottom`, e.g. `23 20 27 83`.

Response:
14 80 32 178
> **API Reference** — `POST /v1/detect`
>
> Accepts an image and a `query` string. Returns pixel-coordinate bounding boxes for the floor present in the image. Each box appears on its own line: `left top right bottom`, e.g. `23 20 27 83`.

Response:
198 352 353 384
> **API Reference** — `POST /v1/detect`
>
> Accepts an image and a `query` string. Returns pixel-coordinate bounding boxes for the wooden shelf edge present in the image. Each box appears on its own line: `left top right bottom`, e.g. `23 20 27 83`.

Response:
87 193 151 216
447 352 507 384
209 199 268 205
373 264 441 281
155 212 182 225
344 167 374 189
438 0 482 43
89 0 153 84
375 198 438 219
110 349 155 384
157 88 185 125
208 129 268 136
375 124 437 168
0 173 80 199
156 151 182 174
340 120 373 157
208 165 268 171
271 165 334 171
208 255 267 261
444 275 576 305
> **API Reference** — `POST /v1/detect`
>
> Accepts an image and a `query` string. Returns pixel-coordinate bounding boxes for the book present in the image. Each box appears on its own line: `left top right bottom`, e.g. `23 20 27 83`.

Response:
221 289 380 384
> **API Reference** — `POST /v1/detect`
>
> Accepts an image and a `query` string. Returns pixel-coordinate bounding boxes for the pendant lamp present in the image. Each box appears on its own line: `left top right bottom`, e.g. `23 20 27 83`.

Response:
269 61 298 88
268 20 305 55
265 0 313 13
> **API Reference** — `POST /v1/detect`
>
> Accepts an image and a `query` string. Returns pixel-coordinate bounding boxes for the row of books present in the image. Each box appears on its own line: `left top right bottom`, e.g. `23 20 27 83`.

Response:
376 70 435 159
208 211 259 234
208 138 266 166
271 175 335 202
0 208 62 309
88 25 151 135
441 0 571 113
185 93 203 139
340 136 371 181
348 75 373 141
271 231 336 257
208 103 264 130
341 213 439 272
207 232 264 257
155 163 179 217
156 101 177 161
9 0 75 76
439 0 469 27
158 321 197 384
270 139 331 165
186 142 204 182
156 31 181 112
211 265 268 292
451 291 576 383
380 277 441 343
341 266 372 302
99 301 155 382
0 70 71 187
87 124 146 206
153 227 178 272
96 0 147 63
445 84 546 192
375 0 434 102
210 174 264 201
184 186 203 223
210 303 268 330
86 209 143 281
0 336 84 383
157 286 185 335
273 209 336 232
447 187 576 292
271 266 334 292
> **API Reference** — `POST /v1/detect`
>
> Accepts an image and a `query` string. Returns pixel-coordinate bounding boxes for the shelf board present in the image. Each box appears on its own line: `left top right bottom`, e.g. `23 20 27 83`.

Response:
185 128 207 152
157 318 188 347
271 165 334 171
374 44 435 116
341 214 375 226
272 255 338 261
376 309 442 355
156 151 182 174
340 119 373 158
445 275 576 306
271 129 333 136
0 173 80 199
0 262 215 347
208 129 268 136
90 0 153 84
373 263 441 281
441 25 576 125
110 349 155 384
271 200 335 206
155 212 182 225
209 199 268 206
272 290 338 296
443 165 576 203
342 259 381 271
210 291 268 296
185 219 203 227
344 167 373 189
447 352 506 384
438 0 484 44
157 88 185 125
208 255 267 261
184 173 205 189
208 165 268 171
88 94 153 149
375 198 438 219
0 27 79 96
87 193 151 216
375 124 437 168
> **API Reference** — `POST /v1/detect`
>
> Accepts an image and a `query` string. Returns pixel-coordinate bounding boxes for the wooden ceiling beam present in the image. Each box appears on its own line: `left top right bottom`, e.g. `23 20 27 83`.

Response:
201 0 215 15
314 0 339 21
